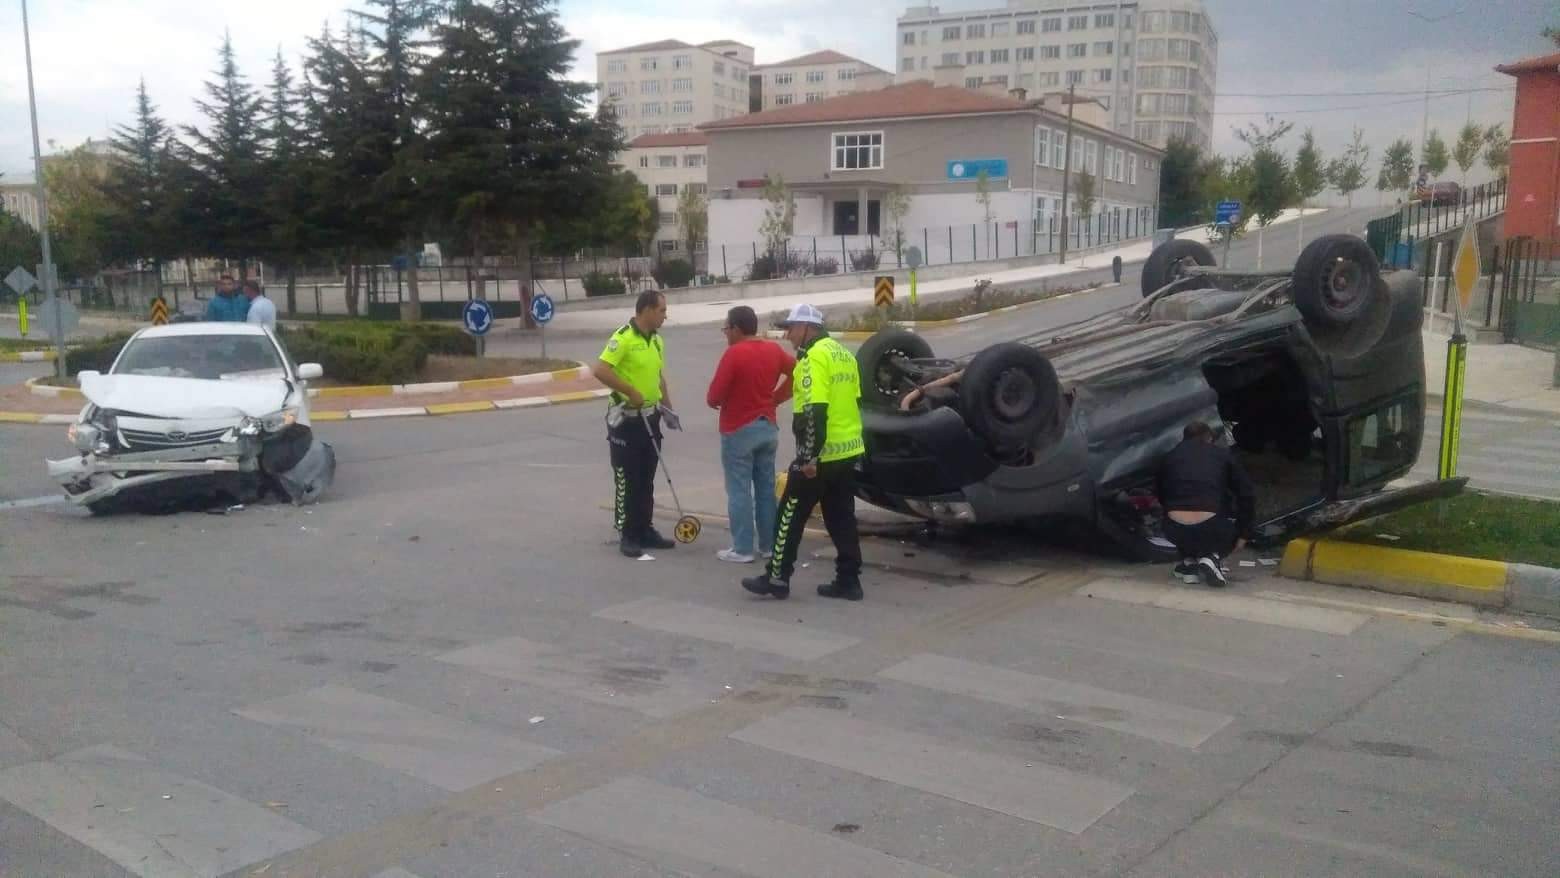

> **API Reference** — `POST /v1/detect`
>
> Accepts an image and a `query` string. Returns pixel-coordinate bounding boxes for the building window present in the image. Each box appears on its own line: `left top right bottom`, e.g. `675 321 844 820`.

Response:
1085 140 1098 175
656 183 677 196
606 82 628 98
673 77 693 92
638 155 649 168
832 131 883 171
1141 11 1164 32
1040 45 1060 59
1094 68 1112 83
672 100 693 114
1039 71 1060 86
732 67 745 80
656 157 676 170
901 57 916 72
1094 41 1113 55
1123 13 1134 29
607 59 627 73
684 154 704 168
966 76 983 88
641 57 658 71
642 102 663 116
1018 19 1036 35
1095 13 1115 28
966 23 985 38
1138 39 1164 61
991 48 1009 63
659 211 676 226
966 50 985 65
673 54 691 70
774 93 793 106
1036 126 1051 167
687 182 707 195
942 25 960 40
805 92 825 103
1018 72 1034 88
640 80 661 94
941 52 960 65
1053 131 1067 168
774 72 793 85
1066 69 1084 85
992 22 1010 37
712 60 725 75
1068 15 1088 30
989 74 1008 87
839 67 857 80
806 70 825 83
903 31 916 45
1042 16 1062 32
713 83 727 98
659 239 679 252
1128 153 1137 185
1017 47 1035 61
1068 43 1087 58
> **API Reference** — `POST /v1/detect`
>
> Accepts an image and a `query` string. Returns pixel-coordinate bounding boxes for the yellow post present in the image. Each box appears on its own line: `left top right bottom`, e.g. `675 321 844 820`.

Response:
17 296 27 337
1438 218 1479 481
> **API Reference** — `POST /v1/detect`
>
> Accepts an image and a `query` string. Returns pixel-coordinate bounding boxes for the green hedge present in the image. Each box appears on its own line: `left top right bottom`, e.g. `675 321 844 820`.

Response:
65 332 133 375
652 259 695 289
279 322 475 385
583 272 626 297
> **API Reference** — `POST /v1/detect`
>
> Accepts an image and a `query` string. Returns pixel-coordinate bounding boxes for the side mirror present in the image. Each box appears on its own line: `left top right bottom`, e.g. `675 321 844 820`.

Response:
296 363 323 381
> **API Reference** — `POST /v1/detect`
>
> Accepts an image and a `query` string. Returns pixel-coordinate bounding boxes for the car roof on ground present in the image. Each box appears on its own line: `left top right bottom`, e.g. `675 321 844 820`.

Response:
134 323 270 339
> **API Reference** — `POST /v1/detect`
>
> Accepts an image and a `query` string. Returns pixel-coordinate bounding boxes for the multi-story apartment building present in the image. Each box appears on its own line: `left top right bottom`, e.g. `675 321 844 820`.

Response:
597 39 754 140
748 51 894 113
1 179 42 232
619 132 710 258
894 0 1217 150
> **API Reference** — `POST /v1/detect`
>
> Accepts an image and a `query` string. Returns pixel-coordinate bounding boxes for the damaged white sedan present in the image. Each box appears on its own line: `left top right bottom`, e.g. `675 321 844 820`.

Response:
47 323 336 514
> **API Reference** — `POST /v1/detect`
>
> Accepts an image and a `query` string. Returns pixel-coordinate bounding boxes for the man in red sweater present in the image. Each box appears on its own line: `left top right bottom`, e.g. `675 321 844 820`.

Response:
706 306 795 563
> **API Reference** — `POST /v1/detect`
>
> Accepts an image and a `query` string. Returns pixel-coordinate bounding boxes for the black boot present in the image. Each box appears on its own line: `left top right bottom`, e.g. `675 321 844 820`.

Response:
817 580 863 601
641 528 676 550
619 536 644 558
742 574 790 600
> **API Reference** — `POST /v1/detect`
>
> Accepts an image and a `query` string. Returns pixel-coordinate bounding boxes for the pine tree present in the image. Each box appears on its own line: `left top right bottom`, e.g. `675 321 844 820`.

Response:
262 49 310 315
182 32 270 274
1156 137 1204 227
104 80 184 283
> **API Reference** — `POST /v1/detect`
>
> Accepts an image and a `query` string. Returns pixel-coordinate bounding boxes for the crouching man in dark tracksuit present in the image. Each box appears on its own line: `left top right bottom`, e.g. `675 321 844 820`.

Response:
1157 421 1257 588
742 303 866 601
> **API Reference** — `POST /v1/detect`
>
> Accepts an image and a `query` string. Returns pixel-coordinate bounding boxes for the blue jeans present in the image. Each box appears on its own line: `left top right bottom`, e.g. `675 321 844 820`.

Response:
721 418 780 556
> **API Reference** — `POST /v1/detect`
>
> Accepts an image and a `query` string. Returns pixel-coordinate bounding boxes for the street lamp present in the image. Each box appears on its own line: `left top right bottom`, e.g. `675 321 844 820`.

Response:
18 0 65 378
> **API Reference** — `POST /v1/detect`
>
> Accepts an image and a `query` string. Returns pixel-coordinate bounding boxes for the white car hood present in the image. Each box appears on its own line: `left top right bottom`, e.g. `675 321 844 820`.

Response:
80 373 291 419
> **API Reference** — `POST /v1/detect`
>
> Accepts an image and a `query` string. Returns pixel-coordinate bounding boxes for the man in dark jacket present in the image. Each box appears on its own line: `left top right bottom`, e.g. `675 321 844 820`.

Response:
1156 421 1257 587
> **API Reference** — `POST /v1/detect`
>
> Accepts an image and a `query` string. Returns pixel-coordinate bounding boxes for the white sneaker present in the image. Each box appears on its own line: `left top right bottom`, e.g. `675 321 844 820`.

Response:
717 549 756 564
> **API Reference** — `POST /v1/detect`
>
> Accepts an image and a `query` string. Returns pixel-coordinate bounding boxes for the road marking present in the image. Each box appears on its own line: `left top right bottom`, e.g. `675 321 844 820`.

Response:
729 708 1133 833
1009 621 1296 684
532 776 956 877
594 597 860 660
880 653 1233 749
0 494 67 511
233 685 560 791
1456 455 1560 476
493 396 550 409
1076 579 1369 636
436 635 721 718
0 744 321 878
1217 811 1474 877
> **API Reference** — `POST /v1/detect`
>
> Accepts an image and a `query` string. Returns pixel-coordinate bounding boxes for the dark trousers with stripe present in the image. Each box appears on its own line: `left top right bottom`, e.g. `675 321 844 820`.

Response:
768 457 862 585
610 411 661 541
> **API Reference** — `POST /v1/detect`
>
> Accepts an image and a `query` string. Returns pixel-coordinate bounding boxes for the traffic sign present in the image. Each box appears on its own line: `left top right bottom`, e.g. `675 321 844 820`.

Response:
904 246 923 270
36 296 79 337
529 292 555 326
4 265 37 295
1214 200 1241 225
1450 219 1481 317
150 296 169 325
462 298 494 336
874 275 894 308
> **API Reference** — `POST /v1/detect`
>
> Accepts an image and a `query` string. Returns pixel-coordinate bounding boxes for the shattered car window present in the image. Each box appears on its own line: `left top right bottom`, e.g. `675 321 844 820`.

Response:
1345 397 1419 487
114 336 285 381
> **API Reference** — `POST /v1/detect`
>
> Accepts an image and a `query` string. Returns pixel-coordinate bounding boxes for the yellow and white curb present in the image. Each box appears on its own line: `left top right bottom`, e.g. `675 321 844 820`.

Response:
0 349 57 362
1282 537 1560 620
24 364 591 402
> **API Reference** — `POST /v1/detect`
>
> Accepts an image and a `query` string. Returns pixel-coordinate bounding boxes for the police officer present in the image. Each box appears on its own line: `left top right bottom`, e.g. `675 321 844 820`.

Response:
742 303 865 601
592 290 679 558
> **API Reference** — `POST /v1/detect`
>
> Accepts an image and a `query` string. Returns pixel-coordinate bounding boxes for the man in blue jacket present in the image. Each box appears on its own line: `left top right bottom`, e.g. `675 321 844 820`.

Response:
204 274 250 322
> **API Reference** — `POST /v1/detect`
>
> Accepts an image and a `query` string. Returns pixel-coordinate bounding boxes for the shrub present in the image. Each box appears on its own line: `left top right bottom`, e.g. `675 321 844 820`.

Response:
652 259 696 289
811 257 839 275
65 332 133 375
280 324 429 386
747 251 805 281
583 272 627 298
850 250 880 271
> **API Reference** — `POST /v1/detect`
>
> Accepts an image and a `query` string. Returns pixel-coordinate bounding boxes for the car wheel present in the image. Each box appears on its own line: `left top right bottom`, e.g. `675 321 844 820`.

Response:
1293 235 1381 328
1141 239 1216 297
855 328 934 410
958 343 1061 453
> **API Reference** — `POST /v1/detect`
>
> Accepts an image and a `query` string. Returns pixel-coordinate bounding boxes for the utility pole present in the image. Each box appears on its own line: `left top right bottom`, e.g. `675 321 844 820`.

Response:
1058 83 1076 264
20 0 65 378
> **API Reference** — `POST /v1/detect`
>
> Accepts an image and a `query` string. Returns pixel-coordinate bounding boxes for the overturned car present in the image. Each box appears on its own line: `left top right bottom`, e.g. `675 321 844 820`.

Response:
47 323 335 514
853 234 1462 559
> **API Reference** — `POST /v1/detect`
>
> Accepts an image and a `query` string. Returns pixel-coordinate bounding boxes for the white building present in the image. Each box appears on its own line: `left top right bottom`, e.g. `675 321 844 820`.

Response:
619 132 710 259
0 180 42 232
597 39 754 140
749 50 894 112
894 0 1217 150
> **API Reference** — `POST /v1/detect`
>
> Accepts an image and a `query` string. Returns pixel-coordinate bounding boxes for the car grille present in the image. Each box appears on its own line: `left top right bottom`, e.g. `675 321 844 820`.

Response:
118 426 231 452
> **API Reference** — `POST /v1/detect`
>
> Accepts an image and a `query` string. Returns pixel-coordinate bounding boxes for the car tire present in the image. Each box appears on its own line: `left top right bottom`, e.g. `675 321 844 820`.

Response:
1141 239 1216 297
1293 235 1381 328
856 329 933 410
958 343 1062 452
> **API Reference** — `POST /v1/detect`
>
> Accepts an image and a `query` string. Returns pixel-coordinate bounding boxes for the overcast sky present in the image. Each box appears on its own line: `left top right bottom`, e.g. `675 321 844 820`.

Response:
1 0 1552 190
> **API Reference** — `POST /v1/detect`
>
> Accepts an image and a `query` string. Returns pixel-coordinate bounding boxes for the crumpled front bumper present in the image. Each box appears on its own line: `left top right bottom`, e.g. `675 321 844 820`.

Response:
47 440 257 507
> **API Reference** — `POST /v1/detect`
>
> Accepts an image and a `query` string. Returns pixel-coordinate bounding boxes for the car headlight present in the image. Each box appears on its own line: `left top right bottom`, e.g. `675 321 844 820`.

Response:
68 421 113 455
239 408 300 436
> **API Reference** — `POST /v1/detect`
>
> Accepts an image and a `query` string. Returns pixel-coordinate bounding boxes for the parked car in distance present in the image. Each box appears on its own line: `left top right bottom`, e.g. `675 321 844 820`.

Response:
1420 181 1462 207
850 234 1462 560
47 323 336 514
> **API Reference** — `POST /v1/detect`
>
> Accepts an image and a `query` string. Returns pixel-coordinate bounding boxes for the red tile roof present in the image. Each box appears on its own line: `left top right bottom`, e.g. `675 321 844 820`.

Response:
627 132 710 148
600 39 696 55
699 81 1033 130
756 50 870 70
1496 52 1560 75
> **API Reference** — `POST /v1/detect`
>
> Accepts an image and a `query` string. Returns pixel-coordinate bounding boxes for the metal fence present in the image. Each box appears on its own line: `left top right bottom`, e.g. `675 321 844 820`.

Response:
1499 238 1560 350
1365 177 1508 268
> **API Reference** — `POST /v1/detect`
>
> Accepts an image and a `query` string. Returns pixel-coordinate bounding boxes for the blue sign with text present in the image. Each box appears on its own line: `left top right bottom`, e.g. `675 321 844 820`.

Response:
1214 200 1242 225
947 158 1008 181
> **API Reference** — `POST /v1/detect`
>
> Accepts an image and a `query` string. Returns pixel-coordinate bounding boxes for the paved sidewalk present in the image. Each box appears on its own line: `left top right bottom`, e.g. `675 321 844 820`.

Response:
1423 332 1560 415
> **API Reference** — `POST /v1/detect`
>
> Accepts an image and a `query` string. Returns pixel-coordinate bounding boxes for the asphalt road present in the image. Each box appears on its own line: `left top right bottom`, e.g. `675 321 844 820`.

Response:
3 215 1559 875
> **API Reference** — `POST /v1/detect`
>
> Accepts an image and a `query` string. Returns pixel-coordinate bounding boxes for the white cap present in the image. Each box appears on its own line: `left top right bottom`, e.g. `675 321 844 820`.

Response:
779 303 824 327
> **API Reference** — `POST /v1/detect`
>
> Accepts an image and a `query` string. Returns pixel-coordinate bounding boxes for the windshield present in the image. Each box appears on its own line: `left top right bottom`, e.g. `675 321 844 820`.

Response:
112 334 286 380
